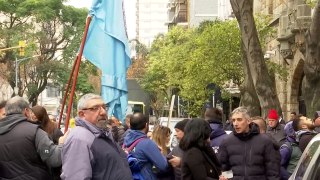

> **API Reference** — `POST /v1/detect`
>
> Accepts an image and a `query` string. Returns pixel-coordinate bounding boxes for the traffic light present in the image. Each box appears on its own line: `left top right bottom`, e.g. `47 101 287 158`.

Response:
18 41 26 56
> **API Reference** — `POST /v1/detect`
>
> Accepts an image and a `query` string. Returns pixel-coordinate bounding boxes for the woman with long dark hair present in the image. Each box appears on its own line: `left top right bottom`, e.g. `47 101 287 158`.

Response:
31 105 63 145
179 118 221 180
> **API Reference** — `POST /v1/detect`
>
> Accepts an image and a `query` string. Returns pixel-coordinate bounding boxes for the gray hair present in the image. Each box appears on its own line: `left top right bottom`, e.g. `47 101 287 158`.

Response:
231 107 250 120
5 96 30 115
77 93 103 111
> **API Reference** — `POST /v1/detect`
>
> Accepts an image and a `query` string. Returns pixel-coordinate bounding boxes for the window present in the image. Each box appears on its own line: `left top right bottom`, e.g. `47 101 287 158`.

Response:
46 85 60 98
295 141 320 180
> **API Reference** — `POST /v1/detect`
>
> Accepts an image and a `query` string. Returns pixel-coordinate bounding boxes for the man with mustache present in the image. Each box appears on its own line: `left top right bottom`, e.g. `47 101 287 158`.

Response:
61 93 132 180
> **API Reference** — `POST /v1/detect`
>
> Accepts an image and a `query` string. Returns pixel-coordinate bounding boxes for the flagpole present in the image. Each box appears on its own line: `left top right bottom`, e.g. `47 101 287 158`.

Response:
64 16 92 133
57 56 77 128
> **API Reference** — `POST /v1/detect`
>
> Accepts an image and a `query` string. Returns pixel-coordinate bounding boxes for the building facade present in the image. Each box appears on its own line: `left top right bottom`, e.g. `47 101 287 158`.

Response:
167 0 232 27
136 0 168 47
189 0 232 26
254 0 313 118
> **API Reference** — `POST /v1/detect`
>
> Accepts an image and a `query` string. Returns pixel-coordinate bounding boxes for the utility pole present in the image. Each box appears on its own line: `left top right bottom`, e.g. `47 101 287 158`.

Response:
14 55 40 95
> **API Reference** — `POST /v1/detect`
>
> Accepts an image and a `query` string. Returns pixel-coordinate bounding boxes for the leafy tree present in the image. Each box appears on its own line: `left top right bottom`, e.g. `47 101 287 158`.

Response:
141 20 243 117
303 0 320 115
230 0 282 117
0 0 88 105
139 35 169 118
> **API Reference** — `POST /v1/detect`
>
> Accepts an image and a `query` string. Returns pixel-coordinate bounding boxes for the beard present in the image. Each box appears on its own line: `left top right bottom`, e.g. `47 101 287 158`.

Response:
307 123 315 130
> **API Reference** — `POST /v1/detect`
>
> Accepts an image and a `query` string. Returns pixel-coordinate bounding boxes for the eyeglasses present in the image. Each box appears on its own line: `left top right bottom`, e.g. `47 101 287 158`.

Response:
82 104 109 112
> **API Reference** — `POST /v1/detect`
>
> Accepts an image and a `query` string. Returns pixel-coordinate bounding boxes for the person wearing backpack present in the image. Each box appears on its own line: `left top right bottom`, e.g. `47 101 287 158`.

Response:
280 120 302 180
123 113 169 180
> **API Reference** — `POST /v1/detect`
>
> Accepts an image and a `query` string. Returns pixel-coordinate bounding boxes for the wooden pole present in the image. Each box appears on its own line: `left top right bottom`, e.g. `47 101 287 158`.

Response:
63 16 92 133
58 56 77 128
167 95 175 127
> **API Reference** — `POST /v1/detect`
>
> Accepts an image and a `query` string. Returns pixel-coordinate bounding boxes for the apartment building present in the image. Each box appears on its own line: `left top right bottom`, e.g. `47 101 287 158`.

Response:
136 0 168 47
167 0 232 27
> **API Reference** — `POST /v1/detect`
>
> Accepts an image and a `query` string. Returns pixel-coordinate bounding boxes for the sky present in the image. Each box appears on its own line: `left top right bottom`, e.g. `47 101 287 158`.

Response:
64 0 136 40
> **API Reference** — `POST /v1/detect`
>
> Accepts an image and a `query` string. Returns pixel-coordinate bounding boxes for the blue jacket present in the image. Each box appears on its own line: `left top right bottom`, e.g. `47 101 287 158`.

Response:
209 123 227 154
124 130 168 180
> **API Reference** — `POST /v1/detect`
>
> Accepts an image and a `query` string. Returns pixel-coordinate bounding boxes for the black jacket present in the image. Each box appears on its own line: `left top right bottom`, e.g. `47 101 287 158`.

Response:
0 114 62 179
219 123 280 180
169 145 184 180
181 145 221 180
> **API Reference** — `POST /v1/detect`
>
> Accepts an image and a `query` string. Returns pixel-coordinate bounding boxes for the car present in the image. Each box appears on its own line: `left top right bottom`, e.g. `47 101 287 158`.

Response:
289 133 320 180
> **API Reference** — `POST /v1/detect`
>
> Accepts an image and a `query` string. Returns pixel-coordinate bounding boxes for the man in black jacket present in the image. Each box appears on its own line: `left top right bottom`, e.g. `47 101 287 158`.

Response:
0 96 68 180
219 107 280 180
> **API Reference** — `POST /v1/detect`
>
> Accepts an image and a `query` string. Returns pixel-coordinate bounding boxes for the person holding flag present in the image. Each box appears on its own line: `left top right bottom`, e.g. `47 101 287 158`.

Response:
61 0 133 179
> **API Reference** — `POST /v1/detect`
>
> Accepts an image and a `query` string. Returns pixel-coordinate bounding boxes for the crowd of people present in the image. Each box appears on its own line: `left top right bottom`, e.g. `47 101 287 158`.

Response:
0 93 320 180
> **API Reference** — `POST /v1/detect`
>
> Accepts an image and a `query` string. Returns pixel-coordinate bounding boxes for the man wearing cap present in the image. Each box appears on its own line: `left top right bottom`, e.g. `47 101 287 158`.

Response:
168 119 190 180
266 109 286 145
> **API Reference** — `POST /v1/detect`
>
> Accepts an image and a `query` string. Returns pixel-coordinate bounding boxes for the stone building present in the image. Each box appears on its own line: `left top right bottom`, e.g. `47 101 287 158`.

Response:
254 0 313 119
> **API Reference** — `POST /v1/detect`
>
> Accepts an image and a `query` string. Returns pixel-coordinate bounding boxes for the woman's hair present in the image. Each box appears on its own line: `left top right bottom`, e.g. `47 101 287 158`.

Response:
31 105 56 136
152 125 171 155
179 118 212 151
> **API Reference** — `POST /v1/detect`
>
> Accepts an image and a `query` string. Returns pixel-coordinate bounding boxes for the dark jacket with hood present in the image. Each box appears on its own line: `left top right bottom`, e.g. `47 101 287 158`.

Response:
267 123 286 145
208 120 227 154
61 118 132 180
0 114 62 180
123 129 168 180
219 123 280 180
296 130 317 152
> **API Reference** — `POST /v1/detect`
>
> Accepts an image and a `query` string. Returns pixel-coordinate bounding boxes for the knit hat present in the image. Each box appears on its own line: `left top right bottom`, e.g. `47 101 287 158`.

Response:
174 119 190 131
268 109 278 120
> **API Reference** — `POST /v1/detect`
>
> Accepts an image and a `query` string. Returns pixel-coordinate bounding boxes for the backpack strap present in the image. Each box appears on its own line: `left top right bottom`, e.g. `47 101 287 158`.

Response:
125 137 146 152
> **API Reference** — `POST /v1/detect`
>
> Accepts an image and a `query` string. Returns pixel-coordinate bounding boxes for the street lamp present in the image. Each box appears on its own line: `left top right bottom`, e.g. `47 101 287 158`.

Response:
15 55 41 95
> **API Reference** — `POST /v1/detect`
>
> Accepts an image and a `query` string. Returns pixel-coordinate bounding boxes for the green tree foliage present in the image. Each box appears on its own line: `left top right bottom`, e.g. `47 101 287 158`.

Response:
0 0 91 105
141 17 279 117
141 20 243 116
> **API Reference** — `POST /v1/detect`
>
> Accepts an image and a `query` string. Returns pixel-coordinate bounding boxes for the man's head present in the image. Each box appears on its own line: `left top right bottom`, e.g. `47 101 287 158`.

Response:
290 112 297 121
110 116 121 127
130 112 148 133
0 100 6 119
174 119 190 140
5 96 32 119
267 109 279 128
251 116 266 133
231 107 251 134
125 114 133 128
313 111 320 127
204 108 223 123
292 116 315 131
77 93 108 125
